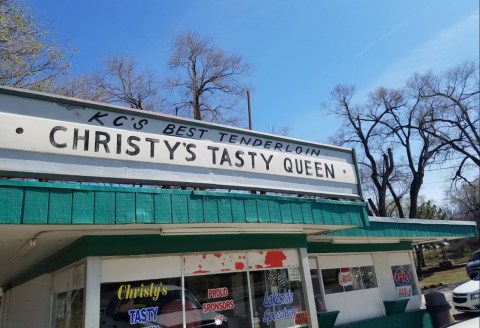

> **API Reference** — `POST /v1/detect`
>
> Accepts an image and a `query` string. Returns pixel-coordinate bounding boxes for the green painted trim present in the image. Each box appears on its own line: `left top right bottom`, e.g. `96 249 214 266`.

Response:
9 233 307 288
0 179 367 204
307 241 413 253
0 180 369 226
335 309 433 328
324 221 478 239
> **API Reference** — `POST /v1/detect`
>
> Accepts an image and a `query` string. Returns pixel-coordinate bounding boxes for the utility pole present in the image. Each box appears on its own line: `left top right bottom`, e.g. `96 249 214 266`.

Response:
247 90 252 130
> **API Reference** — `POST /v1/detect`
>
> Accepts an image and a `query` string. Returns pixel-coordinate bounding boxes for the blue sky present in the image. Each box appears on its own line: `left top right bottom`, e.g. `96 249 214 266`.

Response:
29 0 479 202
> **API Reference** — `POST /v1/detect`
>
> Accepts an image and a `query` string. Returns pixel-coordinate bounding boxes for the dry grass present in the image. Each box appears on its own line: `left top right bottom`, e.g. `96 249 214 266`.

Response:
418 267 471 288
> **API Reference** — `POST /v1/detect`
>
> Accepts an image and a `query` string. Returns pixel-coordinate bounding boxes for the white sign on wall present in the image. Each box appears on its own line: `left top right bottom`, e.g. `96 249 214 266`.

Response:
0 87 361 198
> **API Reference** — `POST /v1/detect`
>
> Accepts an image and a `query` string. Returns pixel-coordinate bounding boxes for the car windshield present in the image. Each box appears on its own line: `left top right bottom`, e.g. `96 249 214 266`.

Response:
474 274 480 281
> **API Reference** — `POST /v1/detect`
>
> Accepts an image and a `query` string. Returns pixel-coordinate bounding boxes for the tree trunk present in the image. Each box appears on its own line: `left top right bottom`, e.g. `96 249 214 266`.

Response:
409 173 424 218
193 92 201 120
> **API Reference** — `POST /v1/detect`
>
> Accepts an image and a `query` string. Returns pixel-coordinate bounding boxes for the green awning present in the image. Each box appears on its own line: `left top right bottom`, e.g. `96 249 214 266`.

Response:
316 217 478 244
0 179 368 228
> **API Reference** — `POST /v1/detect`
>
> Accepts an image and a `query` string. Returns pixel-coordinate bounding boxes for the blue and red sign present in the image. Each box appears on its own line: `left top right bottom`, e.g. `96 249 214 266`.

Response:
393 268 410 286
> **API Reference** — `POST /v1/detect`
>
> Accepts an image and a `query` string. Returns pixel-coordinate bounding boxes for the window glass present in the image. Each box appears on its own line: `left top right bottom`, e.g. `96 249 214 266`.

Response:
321 269 344 294
310 268 326 312
348 267 363 291
100 277 192 328
391 265 418 298
360 266 378 289
53 289 84 328
322 266 378 294
52 264 85 328
184 271 251 327
249 268 307 327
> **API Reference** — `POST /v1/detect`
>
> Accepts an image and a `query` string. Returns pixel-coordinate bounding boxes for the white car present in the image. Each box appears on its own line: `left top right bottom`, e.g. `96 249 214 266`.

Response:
452 274 480 313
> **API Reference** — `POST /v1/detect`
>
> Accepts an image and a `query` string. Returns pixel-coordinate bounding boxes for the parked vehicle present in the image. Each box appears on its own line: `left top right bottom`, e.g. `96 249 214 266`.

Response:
466 250 480 279
452 273 480 313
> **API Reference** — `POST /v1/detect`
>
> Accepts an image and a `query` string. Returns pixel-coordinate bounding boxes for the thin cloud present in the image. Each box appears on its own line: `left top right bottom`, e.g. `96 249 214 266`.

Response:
363 9 479 93
355 19 412 59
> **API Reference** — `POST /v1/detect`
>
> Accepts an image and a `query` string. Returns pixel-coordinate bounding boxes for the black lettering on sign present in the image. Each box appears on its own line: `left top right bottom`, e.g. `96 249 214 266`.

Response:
247 152 257 169
220 148 232 166
164 140 181 160
295 159 303 174
133 119 148 130
113 116 127 127
88 112 148 130
50 126 67 148
145 138 160 157
163 123 208 139
116 134 122 154
88 112 108 125
284 158 293 173
218 132 228 142
73 128 90 151
126 136 140 156
185 144 197 161
95 131 110 153
208 146 220 164
176 125 187 136
315 162 323 177
260 153 273 170
305 160 312 176
235 151 244 167
325 163 335 179
163 124 175 135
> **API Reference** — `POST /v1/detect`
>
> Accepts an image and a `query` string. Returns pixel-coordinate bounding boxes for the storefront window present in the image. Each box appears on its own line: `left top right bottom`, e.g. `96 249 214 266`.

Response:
100 277 188 328
184 271 251 327
309 257 327 312
249 268 307 327
322 266 378 294
98 250 307 328
52 264 85 328
53 289 84 328
360 266 378 289
391 264 418 298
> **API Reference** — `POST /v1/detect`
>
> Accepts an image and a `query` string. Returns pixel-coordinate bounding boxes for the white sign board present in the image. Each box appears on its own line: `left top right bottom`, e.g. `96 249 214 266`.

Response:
0 87 361 198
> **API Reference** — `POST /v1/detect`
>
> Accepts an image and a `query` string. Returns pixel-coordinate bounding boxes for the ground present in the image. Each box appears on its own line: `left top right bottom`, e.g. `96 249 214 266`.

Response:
418 247 479 323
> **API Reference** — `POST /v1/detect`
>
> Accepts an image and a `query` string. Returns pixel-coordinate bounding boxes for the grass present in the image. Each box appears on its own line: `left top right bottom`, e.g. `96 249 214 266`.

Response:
416 248 477 288
418 267 471 288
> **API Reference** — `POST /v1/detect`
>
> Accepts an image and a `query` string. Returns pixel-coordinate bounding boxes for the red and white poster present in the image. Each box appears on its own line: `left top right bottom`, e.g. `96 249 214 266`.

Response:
338 268 353 287
395 285 412 298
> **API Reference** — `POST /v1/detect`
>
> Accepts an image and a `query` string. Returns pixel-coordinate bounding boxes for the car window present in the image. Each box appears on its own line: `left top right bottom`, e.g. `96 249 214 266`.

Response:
472 251 480 261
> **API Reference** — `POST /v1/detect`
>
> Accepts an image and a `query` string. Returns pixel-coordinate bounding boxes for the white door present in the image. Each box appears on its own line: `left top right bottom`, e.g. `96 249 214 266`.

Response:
317 254 384 325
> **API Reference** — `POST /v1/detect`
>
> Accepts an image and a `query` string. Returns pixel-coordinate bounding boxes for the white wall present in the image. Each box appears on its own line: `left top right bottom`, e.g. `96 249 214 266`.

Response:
373 252 396 301
1 274 52 328
373 251 422 311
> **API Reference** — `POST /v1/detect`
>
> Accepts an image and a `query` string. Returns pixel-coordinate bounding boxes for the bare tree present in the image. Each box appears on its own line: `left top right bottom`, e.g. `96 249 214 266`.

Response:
267 124 292 136
328 61 477 218
58 56 165 112
416 60 479 183
167 32 251 125
0 0 71 91
58 73 110 102
369 84 448 218
328 84 449 218
329 85 399 217
444 178 480 226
